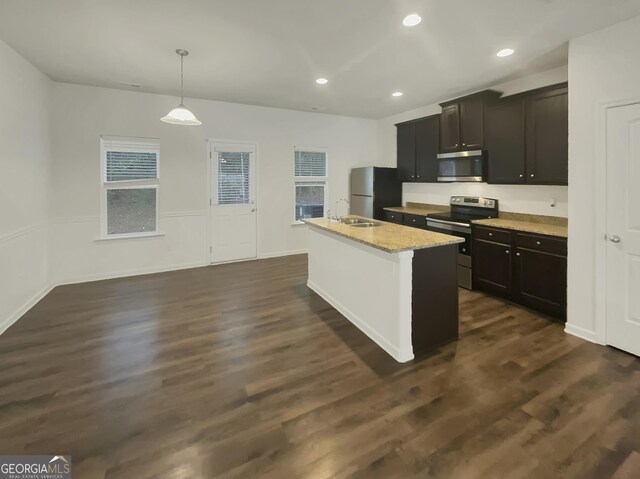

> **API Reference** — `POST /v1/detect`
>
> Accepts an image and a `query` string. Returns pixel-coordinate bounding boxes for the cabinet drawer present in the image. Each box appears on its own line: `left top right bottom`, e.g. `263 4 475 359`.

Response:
515 232 567 256
384 211 404 224
473 226 511 245
403 213 427 229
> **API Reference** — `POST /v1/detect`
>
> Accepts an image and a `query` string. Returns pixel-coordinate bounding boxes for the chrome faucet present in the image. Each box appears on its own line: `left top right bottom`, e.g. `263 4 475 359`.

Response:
335 198 350 219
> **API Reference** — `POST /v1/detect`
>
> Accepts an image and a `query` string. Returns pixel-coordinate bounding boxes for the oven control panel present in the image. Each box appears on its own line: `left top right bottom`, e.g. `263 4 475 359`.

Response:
450 196 497 209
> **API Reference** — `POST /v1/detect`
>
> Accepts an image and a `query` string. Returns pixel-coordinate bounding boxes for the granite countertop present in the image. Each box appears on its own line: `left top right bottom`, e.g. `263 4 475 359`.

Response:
304 217 463 253
472 214 568 238
384 202 449 216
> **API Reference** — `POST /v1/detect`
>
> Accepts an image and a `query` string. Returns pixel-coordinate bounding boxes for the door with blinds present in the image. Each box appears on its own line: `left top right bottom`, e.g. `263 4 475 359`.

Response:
210 142 257 263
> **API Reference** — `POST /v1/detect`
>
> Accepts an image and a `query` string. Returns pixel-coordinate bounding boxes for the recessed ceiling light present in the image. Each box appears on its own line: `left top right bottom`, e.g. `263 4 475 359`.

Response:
496 48 515 57
316 78 328 85
392 91 403 97
403 14 422 27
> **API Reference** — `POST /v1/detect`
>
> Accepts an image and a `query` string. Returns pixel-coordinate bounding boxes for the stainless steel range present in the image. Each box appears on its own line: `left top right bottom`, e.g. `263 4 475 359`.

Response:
425 196 498 289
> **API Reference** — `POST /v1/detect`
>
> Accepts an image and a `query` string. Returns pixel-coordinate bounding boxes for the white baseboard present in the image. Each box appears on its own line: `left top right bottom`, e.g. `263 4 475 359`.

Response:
56 261 208 286
307 279 414 363
564 323 601 344
259 249 307 259
0 283 55 336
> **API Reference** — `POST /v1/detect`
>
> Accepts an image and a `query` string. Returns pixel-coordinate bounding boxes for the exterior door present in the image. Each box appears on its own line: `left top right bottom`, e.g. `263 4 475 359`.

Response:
210 142 257 263
606 103 640 356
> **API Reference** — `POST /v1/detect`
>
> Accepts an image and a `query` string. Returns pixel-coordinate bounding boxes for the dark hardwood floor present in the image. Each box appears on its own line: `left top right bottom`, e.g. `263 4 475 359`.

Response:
1 254 639 478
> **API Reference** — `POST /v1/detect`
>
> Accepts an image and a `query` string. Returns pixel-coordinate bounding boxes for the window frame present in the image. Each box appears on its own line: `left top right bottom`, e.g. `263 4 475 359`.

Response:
293 146 328 225
100 136 161 239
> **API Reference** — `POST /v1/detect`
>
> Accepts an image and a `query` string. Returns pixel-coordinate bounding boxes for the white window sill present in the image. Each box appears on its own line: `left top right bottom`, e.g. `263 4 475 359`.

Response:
291 221 307 227
94 232 165 242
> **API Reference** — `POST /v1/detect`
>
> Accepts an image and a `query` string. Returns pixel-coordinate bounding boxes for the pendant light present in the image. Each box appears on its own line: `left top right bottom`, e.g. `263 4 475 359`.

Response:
161 49 202 126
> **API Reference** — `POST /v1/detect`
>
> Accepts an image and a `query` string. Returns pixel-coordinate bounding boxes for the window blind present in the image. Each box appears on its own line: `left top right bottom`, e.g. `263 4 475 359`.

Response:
295 150 327 177
218 151 251 204
105 151 158 182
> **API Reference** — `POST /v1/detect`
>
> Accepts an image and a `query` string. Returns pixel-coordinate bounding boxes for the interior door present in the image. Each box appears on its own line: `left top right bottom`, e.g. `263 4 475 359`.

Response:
606 103 640 356
210 142 257 263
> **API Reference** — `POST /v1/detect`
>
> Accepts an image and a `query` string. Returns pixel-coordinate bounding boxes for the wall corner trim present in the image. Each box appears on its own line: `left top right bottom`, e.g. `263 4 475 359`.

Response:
564 323 602 344
0 283 55 336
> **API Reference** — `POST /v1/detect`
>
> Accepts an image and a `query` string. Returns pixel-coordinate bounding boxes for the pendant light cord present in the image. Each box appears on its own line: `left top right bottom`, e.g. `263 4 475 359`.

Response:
180 54 184 105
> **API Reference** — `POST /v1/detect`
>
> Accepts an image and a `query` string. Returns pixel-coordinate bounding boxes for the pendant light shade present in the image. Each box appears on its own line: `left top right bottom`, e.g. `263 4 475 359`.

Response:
161 49 201 126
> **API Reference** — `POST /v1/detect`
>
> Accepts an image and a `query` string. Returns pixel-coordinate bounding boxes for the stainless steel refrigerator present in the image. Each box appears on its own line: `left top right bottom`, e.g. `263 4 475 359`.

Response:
350 167 402 220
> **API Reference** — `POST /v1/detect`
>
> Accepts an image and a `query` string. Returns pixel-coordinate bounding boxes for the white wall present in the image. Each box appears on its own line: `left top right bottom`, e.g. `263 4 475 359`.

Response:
377 66 569 217
566 15 640 342
0 40 53 333
50 83 379 284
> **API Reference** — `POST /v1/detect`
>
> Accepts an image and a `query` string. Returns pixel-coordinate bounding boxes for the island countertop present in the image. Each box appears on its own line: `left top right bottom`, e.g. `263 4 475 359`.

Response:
303 217 463 253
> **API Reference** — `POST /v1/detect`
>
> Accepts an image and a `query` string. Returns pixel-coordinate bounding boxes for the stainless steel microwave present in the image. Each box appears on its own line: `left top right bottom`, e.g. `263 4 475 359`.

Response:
436 150 485 182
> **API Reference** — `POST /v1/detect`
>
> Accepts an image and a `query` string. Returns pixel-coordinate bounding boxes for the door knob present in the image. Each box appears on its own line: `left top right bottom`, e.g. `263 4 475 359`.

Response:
251 208 256 212
610 235 621 243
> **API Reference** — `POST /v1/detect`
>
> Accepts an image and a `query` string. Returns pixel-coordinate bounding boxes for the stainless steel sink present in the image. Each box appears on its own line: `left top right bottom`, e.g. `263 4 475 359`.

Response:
349 222 381 227
329 216 381 227
340 218 381 227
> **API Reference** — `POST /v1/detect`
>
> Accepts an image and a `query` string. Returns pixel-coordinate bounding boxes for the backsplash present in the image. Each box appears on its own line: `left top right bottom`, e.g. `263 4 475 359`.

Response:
403 182 568 218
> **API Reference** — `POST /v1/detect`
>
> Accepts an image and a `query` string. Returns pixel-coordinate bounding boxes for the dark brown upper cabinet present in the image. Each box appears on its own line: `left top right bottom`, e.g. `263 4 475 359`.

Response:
440 104 460 153
439 91 501 153
485 82 568 185
415 115 440 182
396 115 440 183
485 94 527 184
526 84 568 185
396 121 416 182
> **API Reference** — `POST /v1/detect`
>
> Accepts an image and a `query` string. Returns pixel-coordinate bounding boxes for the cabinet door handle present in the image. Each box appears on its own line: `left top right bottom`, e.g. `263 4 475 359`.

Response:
516 252 521 256
488 232 493 236
536 241 541 245
505 250 510 254
519 174 523 178
610 235 621 243
530 174 535 178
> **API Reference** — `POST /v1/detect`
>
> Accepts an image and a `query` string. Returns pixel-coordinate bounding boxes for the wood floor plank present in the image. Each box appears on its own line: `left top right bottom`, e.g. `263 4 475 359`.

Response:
0 254 638 478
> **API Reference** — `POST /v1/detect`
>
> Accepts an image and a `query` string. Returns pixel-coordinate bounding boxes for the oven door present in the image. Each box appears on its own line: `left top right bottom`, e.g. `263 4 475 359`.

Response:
425 219 472 289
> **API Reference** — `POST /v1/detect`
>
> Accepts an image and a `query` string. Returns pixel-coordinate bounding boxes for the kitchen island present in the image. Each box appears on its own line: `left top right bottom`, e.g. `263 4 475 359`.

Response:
304 217 464 362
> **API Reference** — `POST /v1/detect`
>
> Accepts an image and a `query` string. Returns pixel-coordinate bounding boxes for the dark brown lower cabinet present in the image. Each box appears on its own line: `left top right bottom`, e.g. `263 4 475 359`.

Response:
402 213 427 229
384 210 403 224
472 238 512 298
472 225 567 321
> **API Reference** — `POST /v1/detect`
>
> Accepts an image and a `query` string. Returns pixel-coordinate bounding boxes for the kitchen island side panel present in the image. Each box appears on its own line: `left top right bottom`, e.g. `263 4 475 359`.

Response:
411 245 459 356
306 227 415 362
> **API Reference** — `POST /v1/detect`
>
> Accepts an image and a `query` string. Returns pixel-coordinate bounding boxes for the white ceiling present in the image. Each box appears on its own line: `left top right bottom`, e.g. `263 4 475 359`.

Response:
1 0 640 118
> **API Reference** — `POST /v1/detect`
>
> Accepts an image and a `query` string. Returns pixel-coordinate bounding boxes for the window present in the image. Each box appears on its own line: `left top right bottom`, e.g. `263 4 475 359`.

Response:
100 137 160 237
217 151 251 205
294 148 327 222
